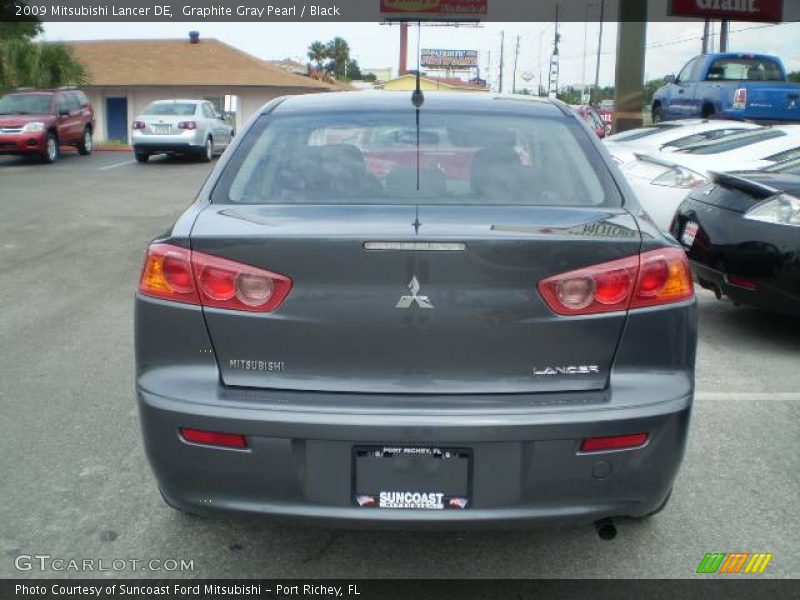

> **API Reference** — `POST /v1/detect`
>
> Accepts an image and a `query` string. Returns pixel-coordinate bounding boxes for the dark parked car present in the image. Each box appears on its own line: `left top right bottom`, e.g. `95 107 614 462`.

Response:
135 92 697 529
671 158 800 318
0 88 94 163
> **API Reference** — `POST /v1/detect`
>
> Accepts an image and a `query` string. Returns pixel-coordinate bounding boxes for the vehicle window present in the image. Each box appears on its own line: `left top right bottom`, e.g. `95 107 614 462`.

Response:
676 58 697 83
662 128 749 149
214 111 616 207
203 103 216 119
770 158 800 175
706 57 784 81
0 93 52 115
56 94 73 114
685 129 786 155
589 110 605 130
605 123 680 142
142 102 197 116
66 94 81 111
765 146 800 163
74 91 89 107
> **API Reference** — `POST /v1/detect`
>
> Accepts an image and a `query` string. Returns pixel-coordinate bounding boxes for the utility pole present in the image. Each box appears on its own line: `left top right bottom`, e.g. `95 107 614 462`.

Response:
592 0 605 105
720 20 729 52
512 35 520 94
702 18 710 54
498 30 505 94
548 3 560 99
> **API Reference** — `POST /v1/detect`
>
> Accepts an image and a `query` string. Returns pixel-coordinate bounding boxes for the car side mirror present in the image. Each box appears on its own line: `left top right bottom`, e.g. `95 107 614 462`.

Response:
663 74 676 84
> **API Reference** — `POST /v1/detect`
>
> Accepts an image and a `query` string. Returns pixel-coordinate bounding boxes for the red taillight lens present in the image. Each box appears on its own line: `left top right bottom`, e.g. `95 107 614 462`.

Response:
180 428 247 449
138 243 292 312
132 120 146 130
538 248 693 316
177 121 197 130
580 433 648 453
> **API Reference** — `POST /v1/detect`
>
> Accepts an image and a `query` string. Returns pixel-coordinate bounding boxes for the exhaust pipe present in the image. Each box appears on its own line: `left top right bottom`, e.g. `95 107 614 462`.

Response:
594 518 617 541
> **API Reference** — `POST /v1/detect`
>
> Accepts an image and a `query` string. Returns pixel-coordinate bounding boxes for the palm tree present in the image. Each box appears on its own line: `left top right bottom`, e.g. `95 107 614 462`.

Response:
326 37 350 80
307 41 327 72
0 38 87 91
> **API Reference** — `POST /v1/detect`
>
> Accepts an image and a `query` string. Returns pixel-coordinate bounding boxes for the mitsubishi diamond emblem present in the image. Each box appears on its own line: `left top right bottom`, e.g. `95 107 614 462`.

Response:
396 276 433 309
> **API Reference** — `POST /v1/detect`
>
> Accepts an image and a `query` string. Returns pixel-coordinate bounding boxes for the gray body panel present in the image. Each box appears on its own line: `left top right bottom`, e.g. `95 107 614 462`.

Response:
134 92 697 526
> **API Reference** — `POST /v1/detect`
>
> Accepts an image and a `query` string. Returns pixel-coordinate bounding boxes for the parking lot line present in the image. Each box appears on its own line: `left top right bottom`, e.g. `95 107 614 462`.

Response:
100 159 137 170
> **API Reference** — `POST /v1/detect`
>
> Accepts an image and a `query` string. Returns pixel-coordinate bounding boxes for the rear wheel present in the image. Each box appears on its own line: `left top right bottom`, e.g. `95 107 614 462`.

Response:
701 104 716 119
41 133 59 164
135 151 150 163
199 137 213 162
78 127 92 155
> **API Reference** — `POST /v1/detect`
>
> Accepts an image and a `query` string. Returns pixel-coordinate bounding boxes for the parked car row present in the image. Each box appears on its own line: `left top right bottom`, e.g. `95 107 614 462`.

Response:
0 90 235 165
607 118 800 318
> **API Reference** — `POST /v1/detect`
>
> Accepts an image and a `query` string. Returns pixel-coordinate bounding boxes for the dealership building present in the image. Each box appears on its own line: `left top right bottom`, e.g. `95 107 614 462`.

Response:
67 34 338 143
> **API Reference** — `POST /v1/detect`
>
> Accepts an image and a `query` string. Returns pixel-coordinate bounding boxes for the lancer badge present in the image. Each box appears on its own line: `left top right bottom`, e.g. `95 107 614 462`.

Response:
396 276 433 309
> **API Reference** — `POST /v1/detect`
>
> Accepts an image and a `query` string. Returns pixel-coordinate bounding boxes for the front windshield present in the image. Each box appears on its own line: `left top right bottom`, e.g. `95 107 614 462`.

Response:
682 129 786 155
768 158 800 175
605 123 679 142
0 93 52 115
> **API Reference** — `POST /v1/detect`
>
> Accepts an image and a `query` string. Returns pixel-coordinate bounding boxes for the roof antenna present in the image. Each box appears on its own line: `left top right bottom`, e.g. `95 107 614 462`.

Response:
411 21 424 108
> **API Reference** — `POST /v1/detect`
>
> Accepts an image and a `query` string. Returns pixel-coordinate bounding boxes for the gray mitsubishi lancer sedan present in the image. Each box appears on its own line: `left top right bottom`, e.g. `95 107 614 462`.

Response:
135 91 697 529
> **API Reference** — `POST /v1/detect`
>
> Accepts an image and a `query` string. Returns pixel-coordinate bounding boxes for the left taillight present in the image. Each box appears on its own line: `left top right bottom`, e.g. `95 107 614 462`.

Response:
538 247 694 316
132 120 146 130
138 243 292 313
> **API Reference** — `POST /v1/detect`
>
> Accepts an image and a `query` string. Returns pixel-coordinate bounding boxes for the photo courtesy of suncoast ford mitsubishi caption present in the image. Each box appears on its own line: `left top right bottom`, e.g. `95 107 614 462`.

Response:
1 0 798 597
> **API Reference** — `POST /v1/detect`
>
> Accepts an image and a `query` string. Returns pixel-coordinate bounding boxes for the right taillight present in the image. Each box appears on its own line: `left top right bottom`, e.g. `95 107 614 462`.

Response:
538 247 693 316
139 243 292 312
733 88 747 110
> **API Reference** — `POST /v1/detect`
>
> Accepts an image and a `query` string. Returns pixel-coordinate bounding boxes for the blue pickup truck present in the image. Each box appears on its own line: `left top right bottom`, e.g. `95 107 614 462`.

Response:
652 53 800 123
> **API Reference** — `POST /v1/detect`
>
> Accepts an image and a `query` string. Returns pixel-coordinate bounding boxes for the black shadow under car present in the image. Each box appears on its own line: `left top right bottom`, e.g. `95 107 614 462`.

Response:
135 92 697 528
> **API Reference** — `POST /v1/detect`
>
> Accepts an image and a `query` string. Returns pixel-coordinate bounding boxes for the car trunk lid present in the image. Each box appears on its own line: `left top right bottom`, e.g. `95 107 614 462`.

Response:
190 204 642 394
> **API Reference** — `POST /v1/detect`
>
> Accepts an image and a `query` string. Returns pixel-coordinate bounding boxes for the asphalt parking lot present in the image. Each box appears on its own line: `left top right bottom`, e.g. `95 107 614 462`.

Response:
1 151 798 579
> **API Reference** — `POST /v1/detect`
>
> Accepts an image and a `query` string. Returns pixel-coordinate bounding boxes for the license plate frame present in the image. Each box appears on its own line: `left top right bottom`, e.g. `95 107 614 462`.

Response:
681 220 699 248
151 124 171 135
352 445 472 510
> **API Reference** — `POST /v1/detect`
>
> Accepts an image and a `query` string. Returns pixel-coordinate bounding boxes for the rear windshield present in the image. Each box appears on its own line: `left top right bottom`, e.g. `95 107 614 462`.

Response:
661 128 750 150
683 129 786 155
142 102 197 116
0 93 52 115
213 111 617 206
706 57 784 82
605 123 680 142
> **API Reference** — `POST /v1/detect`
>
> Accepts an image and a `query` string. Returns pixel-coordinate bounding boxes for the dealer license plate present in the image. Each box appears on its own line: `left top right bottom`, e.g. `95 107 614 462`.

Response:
353 446 471 510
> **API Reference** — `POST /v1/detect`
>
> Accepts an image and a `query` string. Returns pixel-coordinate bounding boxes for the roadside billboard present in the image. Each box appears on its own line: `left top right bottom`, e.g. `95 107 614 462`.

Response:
421 49 479 69
668 0 783 22
380 0 488 19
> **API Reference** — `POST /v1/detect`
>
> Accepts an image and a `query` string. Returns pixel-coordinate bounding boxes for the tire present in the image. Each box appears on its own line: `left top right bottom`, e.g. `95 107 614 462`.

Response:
78 127 92 155
41 133 59 164
199 137 213 162
701 104 716 119
134 151 150 163
652 106 663 124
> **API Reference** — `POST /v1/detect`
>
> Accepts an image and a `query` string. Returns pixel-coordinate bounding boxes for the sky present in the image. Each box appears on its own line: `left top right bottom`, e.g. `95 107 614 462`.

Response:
41 17 800 92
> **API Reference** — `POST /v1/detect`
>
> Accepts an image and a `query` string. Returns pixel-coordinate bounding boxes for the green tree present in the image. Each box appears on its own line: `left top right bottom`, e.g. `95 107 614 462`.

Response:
0 1 87 92
325 37 350 80
306 40 327 71
345 59 362 81
788 71 800 83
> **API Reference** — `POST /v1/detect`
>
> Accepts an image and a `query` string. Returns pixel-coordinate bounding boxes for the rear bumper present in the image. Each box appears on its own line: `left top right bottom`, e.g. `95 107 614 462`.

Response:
690 260 800 317
0 132 46 155
138 382 691 528
133 130 204 154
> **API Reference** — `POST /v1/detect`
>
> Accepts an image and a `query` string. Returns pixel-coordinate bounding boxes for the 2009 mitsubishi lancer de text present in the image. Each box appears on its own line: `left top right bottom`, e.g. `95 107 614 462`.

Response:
135 92 697 527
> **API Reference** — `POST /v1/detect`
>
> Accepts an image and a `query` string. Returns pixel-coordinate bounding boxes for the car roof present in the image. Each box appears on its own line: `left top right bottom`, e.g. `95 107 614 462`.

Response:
268 91 566 117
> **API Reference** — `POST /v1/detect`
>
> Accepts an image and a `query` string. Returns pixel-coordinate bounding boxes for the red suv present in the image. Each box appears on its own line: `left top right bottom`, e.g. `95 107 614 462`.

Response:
0 88 95 163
